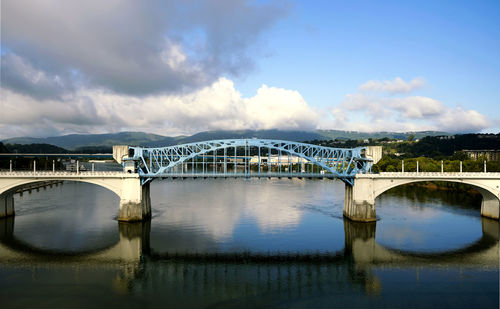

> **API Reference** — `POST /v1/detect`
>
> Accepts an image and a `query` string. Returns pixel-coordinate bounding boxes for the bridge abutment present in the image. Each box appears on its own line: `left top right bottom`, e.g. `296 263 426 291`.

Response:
118 180 151 222
343 179 377 222
0 193 14 218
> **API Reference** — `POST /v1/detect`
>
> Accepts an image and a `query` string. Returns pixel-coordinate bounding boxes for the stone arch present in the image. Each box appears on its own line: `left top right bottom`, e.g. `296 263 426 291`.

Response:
373 178 496 200
373 178 499 220
345 175 500 222
0 174 149 222
0 178 122 198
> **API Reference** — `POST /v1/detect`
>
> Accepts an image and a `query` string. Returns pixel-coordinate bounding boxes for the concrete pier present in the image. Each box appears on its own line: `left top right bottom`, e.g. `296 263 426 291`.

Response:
343 179 377 222
118 180 151 222
477 187 500 220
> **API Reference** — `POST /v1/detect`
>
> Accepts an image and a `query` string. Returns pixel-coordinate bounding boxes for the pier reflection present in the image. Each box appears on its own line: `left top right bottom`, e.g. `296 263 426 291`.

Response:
0 216 497 301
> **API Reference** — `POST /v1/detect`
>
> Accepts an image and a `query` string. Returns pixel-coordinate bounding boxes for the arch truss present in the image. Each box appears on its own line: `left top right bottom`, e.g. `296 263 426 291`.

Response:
128 139 372 185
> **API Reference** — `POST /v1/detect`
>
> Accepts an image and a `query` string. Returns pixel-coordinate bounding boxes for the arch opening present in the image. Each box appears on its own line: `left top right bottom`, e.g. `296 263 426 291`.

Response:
0 178 122 200
374 179 499 220
0 179 123 220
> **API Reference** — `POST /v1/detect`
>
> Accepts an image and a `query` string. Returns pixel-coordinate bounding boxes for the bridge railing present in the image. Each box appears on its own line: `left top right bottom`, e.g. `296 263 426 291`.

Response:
363 172 500 177
0 171 133 177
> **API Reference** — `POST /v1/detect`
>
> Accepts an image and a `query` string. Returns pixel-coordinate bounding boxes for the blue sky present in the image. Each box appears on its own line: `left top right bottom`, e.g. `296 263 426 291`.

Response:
237 0 499 126
1 0 498 138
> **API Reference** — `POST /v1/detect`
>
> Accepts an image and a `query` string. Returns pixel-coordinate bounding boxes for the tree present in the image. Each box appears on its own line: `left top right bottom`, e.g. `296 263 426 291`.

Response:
0 142 9 153
407 134 415 142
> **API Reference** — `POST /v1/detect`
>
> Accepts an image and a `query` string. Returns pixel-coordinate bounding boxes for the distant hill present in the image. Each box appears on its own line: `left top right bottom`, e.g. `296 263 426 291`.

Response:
316 130 450 140
2 130 451 150
3 132 179 150
4 143 69 153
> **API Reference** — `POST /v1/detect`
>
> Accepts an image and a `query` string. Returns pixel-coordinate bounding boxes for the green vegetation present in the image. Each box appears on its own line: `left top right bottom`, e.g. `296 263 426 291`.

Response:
4 143 69 154
373 156 500 173
387 134 500 158
0 142 8 153
306 133 500 159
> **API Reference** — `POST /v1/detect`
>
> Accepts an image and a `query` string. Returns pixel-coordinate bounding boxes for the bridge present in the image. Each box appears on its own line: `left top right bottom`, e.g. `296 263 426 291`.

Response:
0 139 499 222
346 172 500 221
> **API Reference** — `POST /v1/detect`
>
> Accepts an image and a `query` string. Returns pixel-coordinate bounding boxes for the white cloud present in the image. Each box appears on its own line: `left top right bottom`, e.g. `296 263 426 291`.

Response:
359 77 426 94
328 78 491 133
391 96 444 119
0 74 492 139
0 78 321 139
437 107 491 132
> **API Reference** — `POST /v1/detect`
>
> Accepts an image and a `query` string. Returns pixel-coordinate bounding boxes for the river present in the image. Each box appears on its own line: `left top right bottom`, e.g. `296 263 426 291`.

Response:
0 170 498 308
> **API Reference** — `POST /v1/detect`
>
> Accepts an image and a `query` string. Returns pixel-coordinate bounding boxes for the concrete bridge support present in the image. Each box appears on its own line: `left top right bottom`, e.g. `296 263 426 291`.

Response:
343 178 377 222
477 188 500 220
117 179 151 222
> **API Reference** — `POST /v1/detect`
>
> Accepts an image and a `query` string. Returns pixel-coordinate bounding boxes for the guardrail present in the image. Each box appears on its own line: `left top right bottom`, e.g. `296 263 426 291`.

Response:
361 172 500 178
0 171 135 177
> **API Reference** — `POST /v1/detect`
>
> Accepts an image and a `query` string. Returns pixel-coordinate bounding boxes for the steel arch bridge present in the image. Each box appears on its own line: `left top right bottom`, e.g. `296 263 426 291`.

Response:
126 139 372 185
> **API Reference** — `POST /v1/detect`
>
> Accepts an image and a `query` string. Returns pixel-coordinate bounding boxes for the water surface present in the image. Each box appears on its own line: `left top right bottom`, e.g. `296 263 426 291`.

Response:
0 173 498 308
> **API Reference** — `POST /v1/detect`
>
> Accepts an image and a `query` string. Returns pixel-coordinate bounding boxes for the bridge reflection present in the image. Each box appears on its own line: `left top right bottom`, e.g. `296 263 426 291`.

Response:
1 217 497 266
0 217 497 298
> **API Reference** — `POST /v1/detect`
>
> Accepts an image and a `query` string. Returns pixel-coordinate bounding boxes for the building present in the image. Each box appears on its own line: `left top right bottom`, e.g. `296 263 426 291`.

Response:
461 150 500 161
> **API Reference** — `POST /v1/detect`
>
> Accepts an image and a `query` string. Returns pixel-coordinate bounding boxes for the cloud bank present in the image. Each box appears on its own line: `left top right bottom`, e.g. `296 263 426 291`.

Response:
0 1 494 138
329 78 491 133
0 78 320 138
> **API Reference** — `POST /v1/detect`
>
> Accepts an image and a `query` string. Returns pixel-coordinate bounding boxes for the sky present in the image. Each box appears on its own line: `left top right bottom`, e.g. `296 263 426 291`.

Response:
1 0 499 139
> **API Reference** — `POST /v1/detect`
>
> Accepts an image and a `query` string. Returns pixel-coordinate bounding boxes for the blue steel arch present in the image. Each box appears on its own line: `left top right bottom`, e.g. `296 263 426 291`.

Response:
128 139 372 184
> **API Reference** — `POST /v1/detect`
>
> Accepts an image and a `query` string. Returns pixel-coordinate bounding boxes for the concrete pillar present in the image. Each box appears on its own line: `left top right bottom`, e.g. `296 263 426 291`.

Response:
0 193 15 218
343 178 377 222
477 187 499 220
118 178 151 222
460 161 463 173
402 160 404 173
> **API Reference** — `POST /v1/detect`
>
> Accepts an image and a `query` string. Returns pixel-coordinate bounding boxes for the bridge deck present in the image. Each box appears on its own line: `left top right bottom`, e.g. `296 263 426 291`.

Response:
0 171 137 178
1 171 499 180
153 172 343 179
358 172 500 179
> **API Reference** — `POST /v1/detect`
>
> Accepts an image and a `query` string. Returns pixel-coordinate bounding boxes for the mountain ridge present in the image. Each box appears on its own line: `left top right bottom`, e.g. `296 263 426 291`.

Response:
2 130 451 150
